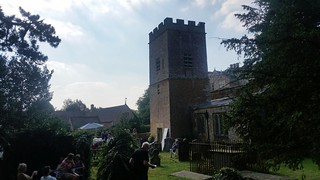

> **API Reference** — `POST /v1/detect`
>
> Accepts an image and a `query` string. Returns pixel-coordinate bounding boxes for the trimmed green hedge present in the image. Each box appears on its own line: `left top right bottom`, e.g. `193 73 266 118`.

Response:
0 129 93 180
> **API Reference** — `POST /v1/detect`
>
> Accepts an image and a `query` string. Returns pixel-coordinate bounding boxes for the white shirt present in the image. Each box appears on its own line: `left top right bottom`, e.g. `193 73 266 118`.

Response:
40 175 57 180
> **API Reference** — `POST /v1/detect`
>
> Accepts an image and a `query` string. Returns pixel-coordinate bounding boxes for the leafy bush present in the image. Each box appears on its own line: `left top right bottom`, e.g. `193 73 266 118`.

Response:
213 167 245 180
71 130 95 179
96 128 138 180
1 128 75 180
139 124 150 133
0 128 93 180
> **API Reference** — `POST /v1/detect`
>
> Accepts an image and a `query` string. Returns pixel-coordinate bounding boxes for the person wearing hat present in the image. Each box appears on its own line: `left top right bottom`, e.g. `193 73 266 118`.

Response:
129 142 157 180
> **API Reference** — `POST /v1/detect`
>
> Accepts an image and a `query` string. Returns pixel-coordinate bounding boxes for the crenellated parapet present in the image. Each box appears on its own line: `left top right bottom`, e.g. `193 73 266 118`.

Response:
149 17 205 42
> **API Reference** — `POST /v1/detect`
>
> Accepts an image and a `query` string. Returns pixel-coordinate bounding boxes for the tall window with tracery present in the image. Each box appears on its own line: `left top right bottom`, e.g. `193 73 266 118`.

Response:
213 113 228 136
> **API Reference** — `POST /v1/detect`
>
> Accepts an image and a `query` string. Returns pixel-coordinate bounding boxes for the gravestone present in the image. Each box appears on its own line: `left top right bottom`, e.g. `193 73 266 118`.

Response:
150 148 160 166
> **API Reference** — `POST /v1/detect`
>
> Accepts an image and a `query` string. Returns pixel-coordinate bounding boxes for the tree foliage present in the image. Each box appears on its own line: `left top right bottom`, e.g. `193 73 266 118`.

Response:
1 129 93 180
0 6 61 131
0 7 96 180
61 98 88 112
222 0 320 170
96 128 138 180
136 88 150 124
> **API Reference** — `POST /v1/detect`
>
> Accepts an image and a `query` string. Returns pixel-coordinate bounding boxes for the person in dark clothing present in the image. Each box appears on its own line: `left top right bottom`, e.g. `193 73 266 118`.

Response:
73 154 85 177
129 142 157 180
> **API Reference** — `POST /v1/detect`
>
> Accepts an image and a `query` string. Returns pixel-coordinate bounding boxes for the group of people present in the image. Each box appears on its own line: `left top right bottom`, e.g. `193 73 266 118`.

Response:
17 141 157 180
17 163 56 180
17 153 85 180
55 153 85 180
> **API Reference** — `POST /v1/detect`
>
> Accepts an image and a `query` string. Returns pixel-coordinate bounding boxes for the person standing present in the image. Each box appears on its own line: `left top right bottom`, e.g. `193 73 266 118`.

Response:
17 163 38 180
129 142 157 180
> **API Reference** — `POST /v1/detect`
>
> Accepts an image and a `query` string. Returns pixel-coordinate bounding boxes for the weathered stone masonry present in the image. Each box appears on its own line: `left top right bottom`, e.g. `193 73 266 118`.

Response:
149 17 209 140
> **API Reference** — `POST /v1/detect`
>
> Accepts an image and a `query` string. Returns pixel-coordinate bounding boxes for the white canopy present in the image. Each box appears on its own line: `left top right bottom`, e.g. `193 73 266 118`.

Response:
79 123 104 130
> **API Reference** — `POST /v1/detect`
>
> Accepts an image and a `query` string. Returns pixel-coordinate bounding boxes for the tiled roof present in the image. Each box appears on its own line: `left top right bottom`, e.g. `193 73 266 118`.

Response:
70 116 101 130
53 104 134 130
194 97 232 110
87 104 134 123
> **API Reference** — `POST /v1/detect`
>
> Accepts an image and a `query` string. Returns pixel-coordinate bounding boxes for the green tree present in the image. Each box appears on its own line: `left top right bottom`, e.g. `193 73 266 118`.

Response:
61 98 88 111
0 7 68 179
117 112 141 133
0 6 60 130
222 0 320 170
136 89 150 124
97 128 138 180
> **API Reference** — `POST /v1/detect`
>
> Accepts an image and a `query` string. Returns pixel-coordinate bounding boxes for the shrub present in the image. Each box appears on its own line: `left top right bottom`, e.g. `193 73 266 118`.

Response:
96 129 138 180
0 129 93 180
213 167 245 180
1 129 75 180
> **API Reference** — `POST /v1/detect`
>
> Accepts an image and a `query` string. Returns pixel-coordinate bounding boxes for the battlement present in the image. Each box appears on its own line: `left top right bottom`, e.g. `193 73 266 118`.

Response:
149 17 205 42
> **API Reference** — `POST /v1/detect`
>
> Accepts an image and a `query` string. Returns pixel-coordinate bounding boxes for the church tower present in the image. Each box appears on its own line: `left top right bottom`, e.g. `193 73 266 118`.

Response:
149 18 209 140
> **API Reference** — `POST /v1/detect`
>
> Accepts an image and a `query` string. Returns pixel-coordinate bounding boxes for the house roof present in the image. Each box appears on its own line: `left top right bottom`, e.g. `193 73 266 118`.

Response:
53 111 85 120
87 104 134 123
54 104 134 130
70 116 101 130
194 97 232 110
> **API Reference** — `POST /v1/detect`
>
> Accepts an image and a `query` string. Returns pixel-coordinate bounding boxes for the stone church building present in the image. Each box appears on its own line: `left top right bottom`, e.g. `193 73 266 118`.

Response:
149 18 244 143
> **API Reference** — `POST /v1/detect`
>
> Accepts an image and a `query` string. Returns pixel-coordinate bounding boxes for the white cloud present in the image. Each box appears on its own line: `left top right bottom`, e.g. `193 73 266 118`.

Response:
77 1 117 18
47 61 145 110
62 81 114 100
214 0 247 32
220 11 245 32
51 81 145 110
2 0 247 110
82 0 155 17
211 0 218 6
50 20 85 42
1 1 86 43
1 0 76 15
51 81 112 109
194 0 207 8
46 61 71 73
215 0 247 16
51 80 144 110
47 61 99 84
117 0 160 10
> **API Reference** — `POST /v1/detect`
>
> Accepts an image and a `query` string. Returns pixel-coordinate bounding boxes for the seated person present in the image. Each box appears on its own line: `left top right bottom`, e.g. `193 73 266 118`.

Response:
41 166 56 180
17 163 38 180
73 154 85 176
56 153 79 180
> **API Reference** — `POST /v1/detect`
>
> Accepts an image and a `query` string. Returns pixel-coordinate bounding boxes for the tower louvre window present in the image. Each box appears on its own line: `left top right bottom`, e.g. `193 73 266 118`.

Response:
183 53 193 68
156 58 161 71
157 84 160 94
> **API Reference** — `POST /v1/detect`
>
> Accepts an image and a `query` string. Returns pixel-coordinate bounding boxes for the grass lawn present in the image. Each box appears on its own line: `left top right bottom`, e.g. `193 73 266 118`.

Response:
149 152 190 180
272 159 320 180
90 152 320 180
90 152 191 180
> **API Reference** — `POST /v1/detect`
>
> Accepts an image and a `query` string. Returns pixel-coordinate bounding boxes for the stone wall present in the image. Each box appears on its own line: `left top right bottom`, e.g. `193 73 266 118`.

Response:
149 17 209 140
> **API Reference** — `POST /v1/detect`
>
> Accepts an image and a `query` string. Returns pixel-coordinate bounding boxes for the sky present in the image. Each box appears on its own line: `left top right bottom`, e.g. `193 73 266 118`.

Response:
2 0 250 110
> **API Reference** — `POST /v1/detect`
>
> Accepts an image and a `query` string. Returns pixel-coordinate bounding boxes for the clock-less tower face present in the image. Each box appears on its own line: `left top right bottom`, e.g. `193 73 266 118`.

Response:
149 18 209 140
